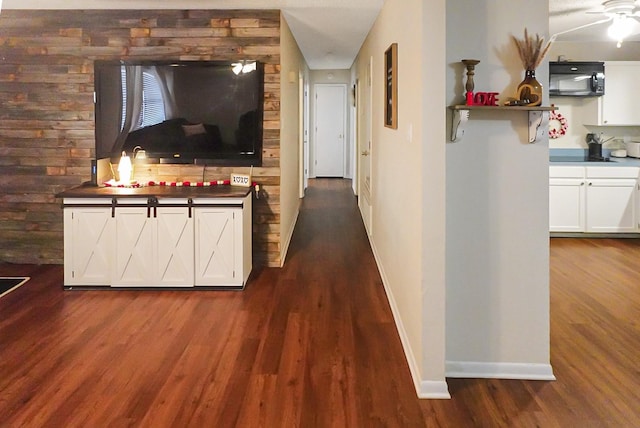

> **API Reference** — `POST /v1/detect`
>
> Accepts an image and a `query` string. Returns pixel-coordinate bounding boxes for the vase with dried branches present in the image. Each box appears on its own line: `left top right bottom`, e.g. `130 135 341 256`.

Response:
511 29 552 106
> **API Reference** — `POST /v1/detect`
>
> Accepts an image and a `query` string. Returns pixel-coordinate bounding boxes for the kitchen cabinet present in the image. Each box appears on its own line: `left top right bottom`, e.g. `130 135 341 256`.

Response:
61 191 252 288
549 166 639 233
549 167 585 232
63 200 113 286
584 61 640 126
584 167 638 233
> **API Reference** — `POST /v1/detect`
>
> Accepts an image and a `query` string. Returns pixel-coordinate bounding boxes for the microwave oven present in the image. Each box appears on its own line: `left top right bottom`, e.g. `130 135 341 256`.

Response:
549 61 605 97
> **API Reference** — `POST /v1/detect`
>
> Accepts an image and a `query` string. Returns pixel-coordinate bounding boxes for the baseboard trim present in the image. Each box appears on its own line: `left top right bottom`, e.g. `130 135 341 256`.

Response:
367 236 451 399
446 361 556 380
280 200 301 267
417 380 452 399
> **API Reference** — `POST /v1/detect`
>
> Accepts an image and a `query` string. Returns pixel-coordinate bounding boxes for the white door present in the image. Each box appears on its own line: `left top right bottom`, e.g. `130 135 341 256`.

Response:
194 208 237 286
586 179 637 232
314 84 346 177
549 178 586 232
64 206 113 286
358 57 374 235
156 206 193 286
113 205 155 286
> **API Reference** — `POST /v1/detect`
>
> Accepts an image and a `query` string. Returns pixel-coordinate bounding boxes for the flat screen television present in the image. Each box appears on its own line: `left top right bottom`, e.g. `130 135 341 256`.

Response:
94 59 264 167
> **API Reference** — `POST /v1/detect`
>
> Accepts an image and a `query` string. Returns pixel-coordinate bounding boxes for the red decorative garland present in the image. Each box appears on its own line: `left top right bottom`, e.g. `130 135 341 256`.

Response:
549 110 567 139
104 180 259 189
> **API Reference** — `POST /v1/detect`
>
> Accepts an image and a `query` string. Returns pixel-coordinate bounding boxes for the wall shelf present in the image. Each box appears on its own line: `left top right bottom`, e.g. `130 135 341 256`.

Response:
448 105 557 144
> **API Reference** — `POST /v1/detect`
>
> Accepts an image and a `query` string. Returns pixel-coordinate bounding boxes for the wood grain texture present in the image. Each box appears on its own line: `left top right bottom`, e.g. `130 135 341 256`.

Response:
0 179 639 426
0 9 281 266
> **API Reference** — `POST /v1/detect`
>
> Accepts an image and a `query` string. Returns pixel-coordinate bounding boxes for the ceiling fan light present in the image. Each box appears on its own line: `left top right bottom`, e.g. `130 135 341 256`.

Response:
607 15 634 41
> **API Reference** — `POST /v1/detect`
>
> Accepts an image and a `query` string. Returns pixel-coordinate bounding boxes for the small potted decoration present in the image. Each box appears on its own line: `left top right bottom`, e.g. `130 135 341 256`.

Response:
511 28 552 106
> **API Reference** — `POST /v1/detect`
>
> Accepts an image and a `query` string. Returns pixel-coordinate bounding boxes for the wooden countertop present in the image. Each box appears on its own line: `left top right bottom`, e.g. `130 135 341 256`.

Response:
56 184 253 199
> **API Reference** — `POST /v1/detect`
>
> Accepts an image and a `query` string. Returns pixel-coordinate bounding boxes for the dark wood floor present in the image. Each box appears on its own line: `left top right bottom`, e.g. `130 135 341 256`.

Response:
1 178 639 427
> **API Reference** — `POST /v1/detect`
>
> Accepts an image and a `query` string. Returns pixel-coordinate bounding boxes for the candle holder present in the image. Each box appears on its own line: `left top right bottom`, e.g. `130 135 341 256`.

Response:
462 59 480 105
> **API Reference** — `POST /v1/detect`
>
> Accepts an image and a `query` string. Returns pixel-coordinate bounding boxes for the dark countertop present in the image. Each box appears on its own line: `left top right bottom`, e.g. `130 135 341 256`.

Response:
56 184 253 199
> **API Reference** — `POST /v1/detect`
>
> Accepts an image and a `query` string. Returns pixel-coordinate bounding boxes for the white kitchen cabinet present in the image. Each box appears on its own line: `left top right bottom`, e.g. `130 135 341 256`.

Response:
63 200 113 286
584 61 640 126
584 167 638 233
549 166 586 232
194 194 252 287
585 179 637 232
549 166 639 233
549 178 586 232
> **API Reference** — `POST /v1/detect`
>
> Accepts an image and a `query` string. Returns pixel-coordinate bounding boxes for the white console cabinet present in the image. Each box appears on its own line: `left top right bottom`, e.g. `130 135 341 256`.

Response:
61 190 252 289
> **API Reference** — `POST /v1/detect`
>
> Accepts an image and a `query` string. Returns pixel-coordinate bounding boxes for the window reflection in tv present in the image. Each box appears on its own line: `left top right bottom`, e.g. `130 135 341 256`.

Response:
94 60 264 166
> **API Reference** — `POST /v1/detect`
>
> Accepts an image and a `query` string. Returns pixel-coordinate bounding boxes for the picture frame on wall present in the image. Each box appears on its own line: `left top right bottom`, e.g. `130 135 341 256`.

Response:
384 43 398 129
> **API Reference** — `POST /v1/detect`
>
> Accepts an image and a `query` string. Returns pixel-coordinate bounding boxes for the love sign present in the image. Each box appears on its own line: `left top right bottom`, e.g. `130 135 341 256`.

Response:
231 173 252 187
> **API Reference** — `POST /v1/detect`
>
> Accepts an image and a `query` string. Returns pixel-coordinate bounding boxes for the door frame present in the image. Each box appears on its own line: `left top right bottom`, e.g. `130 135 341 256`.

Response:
357 56 374 236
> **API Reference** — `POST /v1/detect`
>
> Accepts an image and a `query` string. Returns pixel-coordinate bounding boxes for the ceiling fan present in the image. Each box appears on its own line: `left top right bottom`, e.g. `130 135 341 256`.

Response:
551 0 640 47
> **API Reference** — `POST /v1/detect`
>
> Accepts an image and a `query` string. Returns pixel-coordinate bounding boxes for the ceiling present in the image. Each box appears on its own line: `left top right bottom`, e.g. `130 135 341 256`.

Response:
1 0 635 69
549 0 640 42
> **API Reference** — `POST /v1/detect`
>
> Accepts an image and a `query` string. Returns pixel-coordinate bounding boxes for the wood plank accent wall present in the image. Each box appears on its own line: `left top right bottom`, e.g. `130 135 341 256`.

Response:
0 9 282 267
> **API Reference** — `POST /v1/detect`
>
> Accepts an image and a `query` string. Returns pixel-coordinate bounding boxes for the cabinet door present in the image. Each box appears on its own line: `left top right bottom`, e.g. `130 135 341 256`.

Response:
64 207 113 285
156 207 194 286
586 179 637 232
194 208 239 286
112 206 155 286
600 62 640 125
550 178 586 232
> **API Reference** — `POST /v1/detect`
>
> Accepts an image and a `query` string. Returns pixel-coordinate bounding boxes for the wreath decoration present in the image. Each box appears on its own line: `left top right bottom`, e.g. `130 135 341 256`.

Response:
549 110 567 139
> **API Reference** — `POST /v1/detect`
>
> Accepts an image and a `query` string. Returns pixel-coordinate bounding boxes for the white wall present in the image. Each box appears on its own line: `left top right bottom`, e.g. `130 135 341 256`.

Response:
354 0 449 398
279 14 308 265
445 0 554 380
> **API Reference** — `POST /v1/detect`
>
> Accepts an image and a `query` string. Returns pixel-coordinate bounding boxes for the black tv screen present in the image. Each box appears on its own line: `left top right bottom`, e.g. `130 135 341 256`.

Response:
94 59 264 166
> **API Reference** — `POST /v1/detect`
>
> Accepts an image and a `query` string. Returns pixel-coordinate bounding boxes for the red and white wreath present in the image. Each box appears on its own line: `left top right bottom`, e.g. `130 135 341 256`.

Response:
549 110 567 139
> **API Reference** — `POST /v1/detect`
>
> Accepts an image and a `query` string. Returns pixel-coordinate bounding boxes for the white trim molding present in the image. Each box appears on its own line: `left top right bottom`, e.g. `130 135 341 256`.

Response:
446 361 556 381
368 237 451 399
417 381 451 399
